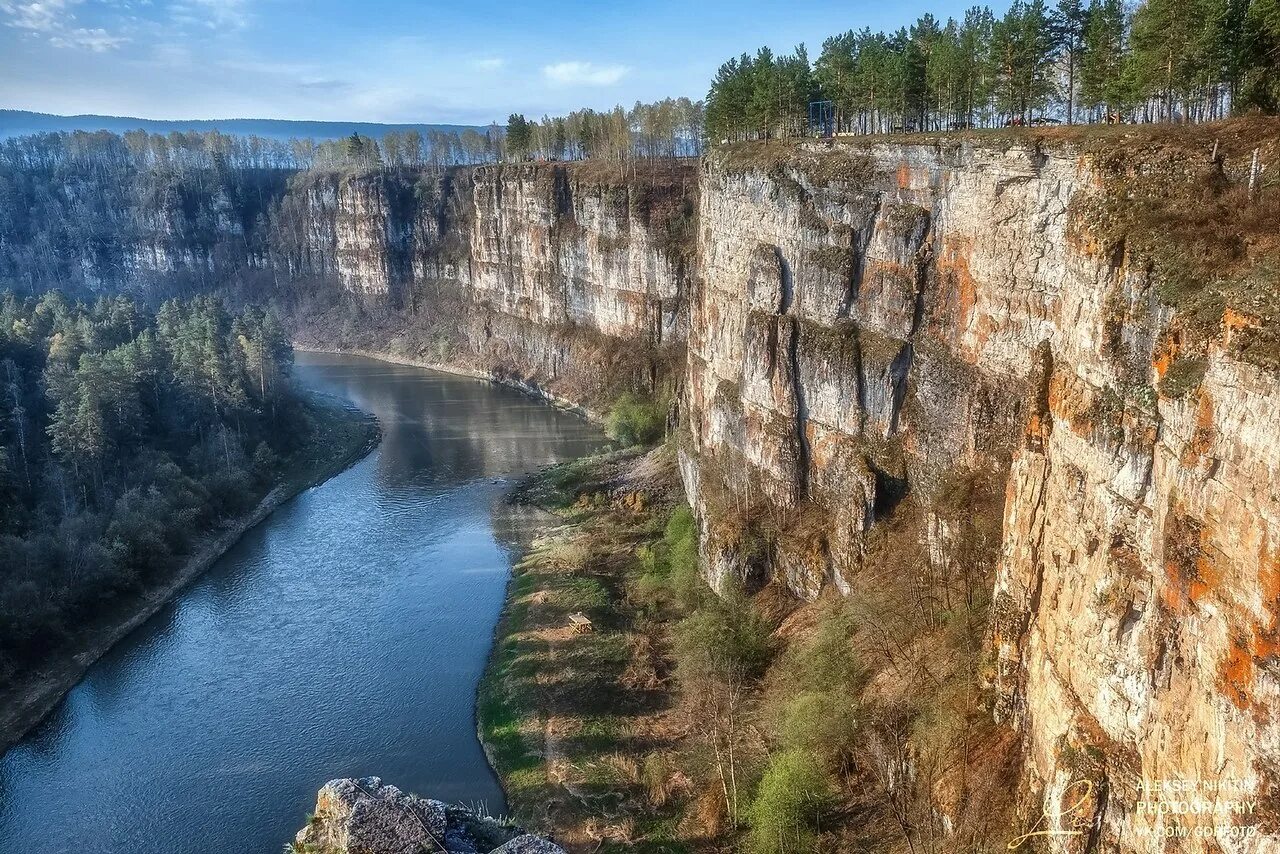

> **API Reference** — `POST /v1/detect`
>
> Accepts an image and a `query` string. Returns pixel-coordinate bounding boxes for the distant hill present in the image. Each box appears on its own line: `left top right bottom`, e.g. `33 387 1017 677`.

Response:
0 110 489 141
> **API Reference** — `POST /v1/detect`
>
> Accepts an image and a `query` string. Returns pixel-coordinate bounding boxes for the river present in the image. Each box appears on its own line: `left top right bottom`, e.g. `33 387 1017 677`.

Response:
0 352 606 853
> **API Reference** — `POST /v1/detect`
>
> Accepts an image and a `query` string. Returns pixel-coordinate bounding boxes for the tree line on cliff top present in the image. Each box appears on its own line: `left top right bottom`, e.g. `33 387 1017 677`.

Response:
502 98 706 161
704 0 1280 140
0 291 305 691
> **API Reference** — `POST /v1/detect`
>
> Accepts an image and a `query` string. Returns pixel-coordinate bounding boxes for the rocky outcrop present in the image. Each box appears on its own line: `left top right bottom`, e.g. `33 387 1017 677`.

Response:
269 169 470 299
448 161 692 403
5 153 694 407
293 778 564 854
468 162 687 342
683 143 1030 597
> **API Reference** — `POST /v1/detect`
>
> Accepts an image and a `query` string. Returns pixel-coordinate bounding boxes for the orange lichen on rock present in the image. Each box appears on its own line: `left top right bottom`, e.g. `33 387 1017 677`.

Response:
1250 549 1280 664
1162 510 1221 610
1047 369 1093 437
1222 307 1261 348
1221 636 1255 711
940 238 977 317
1213 549 1280 713
937 235 993 360
896 161 911 189
1188 551 1221 604
1152 332 1180 383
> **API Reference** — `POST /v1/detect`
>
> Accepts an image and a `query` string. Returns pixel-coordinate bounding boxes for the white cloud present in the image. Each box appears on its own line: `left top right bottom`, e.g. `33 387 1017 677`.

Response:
172 0 250 30
541 61 628 87
2 0 128 51
50 25 126 50
1 0 82 34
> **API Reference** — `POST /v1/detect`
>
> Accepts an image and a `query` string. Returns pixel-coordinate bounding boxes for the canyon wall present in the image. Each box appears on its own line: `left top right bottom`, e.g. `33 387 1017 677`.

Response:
0 159 695 406
437 161 693 404
5 127 1278 851
682 134 1280 850
270 162 693 406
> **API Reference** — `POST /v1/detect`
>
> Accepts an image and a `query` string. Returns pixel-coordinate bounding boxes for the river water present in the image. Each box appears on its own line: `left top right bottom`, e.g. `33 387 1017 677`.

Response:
0 352 606 854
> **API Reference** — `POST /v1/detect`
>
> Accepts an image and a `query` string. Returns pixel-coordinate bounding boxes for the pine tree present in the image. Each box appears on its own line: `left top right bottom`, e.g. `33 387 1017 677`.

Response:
1051 0 1091 121
505 114 532 161
749 47 780 139
1080 0 1131 119
1131 0 1205 119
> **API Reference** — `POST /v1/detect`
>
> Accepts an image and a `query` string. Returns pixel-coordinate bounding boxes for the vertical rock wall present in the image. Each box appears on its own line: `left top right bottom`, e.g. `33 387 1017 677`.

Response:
688 139 1280 851
455 162 692 402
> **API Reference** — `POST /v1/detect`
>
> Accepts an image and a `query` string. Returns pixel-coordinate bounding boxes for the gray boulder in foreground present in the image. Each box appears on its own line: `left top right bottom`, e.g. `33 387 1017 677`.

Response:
293 777 565 854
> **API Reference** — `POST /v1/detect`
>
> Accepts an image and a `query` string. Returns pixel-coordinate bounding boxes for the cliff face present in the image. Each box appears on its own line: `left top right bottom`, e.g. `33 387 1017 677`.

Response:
468 163 686 342
267 168 469 298
32 159 695 407
448 162 691 403
683 144 1025 599
281 161 695 407
683 133 1280 849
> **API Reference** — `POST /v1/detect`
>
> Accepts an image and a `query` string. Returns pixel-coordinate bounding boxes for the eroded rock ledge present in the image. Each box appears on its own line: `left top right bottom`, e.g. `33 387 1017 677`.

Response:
293 778 564 854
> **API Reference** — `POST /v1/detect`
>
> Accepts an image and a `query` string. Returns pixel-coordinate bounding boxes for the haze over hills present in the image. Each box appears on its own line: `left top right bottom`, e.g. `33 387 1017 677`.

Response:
0 110 488 142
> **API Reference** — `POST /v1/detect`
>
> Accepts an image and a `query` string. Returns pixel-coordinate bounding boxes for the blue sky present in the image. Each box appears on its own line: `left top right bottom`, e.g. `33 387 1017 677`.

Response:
1 1 999 124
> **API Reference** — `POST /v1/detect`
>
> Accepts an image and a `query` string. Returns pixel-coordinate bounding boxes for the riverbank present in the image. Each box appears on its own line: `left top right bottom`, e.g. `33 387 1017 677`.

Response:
478 446 704 852
0 392 379 755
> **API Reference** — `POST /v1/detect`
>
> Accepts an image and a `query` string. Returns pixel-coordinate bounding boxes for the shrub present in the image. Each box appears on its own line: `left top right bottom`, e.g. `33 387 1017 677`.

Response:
663 505 704 609
746 749 833 854
251 441 280 484
776 691 858 766
674 584 774 682
606 393 667 446
1159 356 1209 399
766 603 861 768
634 504 705 613
788 604 860 691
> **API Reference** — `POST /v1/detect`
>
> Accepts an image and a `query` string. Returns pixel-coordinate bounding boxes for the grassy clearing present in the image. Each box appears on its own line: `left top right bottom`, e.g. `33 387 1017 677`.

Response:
479 446 694 848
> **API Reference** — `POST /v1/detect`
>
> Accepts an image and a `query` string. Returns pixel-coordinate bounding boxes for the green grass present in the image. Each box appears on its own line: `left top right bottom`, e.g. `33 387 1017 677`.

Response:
479 449 699 845
477 562 554 825
606 392 668 447
1159 356 1210 399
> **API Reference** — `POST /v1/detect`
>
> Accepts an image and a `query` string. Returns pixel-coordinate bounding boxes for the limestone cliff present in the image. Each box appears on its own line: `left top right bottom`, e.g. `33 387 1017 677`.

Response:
36 158 696 407
286 161 696 407
682 127 1280 850
267 168 470 298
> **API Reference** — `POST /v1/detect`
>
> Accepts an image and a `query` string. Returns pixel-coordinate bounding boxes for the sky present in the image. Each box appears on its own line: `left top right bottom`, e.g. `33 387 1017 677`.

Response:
0 0 995 125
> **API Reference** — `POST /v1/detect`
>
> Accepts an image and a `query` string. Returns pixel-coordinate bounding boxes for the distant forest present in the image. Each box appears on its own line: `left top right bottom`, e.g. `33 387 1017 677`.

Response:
704 0 1280 139
0 292 302 689
0 110 485 144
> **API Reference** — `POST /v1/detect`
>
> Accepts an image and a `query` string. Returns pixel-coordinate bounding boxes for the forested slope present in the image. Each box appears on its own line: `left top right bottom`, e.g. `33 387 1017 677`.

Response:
0 292 355 701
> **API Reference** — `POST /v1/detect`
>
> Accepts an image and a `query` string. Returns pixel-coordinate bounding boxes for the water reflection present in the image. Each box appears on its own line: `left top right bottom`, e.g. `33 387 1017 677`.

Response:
0 352 606 854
